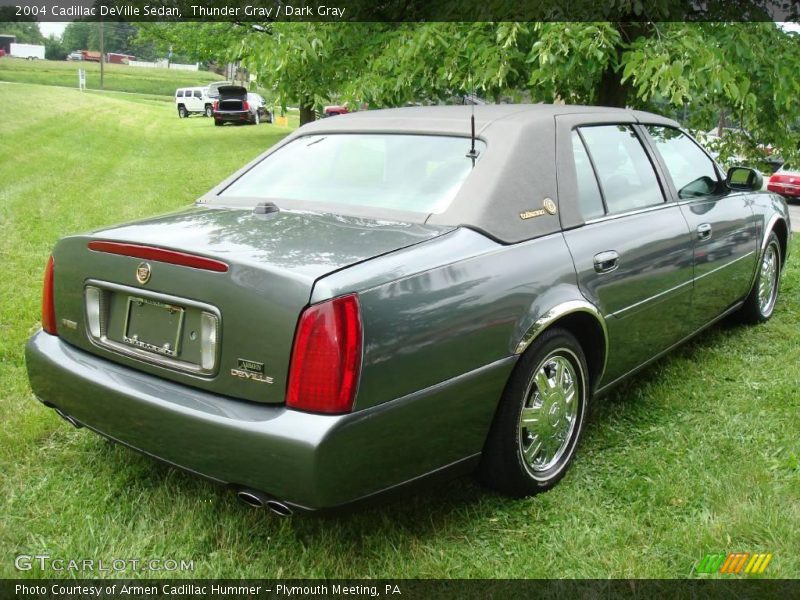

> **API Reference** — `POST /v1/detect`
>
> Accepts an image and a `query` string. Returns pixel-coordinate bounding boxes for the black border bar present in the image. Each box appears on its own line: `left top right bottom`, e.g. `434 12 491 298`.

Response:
1 0 799 22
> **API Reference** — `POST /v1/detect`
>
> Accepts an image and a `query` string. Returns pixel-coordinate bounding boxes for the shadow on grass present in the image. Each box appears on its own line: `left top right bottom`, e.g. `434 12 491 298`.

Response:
62 308 774 550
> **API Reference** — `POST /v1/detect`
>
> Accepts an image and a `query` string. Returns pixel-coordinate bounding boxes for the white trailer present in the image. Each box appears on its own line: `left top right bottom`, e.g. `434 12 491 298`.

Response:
9 43 45 60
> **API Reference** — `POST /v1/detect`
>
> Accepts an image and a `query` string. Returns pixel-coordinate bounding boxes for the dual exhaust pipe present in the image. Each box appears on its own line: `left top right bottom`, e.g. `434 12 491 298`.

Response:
44 402 293 517
236 490 294 517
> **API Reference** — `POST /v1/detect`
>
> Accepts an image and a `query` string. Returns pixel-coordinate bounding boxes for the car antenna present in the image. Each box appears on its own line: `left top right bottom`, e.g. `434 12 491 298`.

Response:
465 73 480 166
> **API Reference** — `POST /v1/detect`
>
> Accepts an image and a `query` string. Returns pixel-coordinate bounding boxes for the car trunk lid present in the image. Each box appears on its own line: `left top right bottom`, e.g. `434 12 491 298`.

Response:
51 206 454 404
217 86 248 112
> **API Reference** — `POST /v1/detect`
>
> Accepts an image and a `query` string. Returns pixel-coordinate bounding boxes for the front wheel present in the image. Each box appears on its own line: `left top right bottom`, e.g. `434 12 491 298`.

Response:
253 111 260 125
739 231 781 323
204 105 213 117
478 328 588 496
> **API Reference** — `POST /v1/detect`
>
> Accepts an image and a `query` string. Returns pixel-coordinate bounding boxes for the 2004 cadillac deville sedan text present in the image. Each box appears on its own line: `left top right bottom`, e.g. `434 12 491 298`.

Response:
26 105 791 514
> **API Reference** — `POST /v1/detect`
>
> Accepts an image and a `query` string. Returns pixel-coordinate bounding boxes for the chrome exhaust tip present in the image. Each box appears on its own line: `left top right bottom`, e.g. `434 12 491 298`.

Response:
236 490 266 508
235 489 293 516
265 500 293 517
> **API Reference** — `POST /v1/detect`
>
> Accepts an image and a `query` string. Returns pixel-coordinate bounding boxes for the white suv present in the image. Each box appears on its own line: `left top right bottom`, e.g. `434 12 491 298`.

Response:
175 87 214 118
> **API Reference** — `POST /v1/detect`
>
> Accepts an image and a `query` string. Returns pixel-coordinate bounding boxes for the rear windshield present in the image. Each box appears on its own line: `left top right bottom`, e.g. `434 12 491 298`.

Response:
220 134 484 214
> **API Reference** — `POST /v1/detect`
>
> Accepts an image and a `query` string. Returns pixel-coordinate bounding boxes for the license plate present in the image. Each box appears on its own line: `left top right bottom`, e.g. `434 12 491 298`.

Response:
122 296 185 357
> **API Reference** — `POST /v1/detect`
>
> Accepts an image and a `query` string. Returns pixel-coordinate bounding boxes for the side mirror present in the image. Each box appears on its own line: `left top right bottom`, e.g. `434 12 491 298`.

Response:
726 166 763 192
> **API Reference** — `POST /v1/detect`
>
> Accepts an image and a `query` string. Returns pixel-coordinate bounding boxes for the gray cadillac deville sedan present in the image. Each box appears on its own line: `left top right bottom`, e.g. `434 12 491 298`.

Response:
26 105 791 514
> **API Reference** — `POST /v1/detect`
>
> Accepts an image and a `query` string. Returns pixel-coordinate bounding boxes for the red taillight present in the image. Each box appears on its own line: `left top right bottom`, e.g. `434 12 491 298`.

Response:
42 255 57 335
213 101 218 111
286 294 362 414
242 101 249 111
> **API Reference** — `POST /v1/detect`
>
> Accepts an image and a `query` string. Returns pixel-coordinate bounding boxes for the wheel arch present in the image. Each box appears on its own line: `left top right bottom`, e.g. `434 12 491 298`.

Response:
770 216 789 269
514 300 608 393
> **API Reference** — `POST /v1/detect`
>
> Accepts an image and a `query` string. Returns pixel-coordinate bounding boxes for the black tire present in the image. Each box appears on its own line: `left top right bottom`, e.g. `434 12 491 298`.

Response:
478 328 589 496
253 111 260 125
738 231 782 324
204 105 213 118
214 120 222 127
177 105 187 119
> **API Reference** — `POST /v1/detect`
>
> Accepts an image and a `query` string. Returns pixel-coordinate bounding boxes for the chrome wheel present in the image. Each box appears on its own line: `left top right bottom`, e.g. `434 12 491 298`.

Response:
758 242 779 316
518 351 579 478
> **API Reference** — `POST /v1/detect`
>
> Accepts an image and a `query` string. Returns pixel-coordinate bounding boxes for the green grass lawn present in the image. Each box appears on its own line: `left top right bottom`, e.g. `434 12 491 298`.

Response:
0 57 223 96
1 81 798 580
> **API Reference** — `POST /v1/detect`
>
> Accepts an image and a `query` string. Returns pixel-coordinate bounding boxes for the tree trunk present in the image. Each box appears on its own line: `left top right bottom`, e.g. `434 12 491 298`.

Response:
717 108 727 136
299 101 315 125
597 65 628 108
596 22 654 109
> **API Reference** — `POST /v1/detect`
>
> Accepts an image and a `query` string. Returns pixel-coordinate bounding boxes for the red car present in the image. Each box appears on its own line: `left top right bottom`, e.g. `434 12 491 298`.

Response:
767 164 800 200
323 105 349 117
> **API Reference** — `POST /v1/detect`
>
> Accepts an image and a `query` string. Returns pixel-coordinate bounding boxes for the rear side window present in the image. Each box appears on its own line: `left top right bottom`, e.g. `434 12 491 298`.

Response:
571 131 605 219
579 125 664 214
176 90 183 98
646 126 722 199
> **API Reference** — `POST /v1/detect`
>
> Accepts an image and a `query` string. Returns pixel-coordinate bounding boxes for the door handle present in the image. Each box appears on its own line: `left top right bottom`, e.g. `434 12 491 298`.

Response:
593 250 619 274
697 223 712 240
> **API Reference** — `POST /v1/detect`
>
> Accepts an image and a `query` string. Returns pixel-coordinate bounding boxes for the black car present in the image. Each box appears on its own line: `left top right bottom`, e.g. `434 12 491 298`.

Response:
213 86 272 126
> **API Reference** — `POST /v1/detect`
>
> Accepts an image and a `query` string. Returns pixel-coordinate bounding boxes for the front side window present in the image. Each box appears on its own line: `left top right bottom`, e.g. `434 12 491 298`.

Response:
646 126 722 199
578 125 664 214
194 90 202 99
220 134 485 214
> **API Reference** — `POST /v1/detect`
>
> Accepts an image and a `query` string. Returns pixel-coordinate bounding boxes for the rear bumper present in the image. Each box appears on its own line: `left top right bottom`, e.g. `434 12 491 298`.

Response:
25 332 512 510
214 111 254 124
768 182 800 198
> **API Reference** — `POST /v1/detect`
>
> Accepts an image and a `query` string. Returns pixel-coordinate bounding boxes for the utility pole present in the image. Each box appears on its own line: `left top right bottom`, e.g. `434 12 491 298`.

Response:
99 19 105 90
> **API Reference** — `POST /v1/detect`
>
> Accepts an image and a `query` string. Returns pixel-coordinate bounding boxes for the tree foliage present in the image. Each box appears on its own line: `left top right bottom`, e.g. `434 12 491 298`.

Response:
135 21 800 161
0 21 44 44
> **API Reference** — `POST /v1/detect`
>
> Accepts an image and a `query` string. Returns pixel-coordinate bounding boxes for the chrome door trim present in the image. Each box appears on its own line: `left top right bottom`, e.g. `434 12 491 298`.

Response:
582 200 675 225
608 278 694 319
595 299 745 395
694 250 757 283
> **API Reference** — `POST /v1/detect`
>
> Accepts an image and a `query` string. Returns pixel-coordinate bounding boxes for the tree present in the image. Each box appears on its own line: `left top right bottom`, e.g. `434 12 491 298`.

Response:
240 23 385 124
61 21 93 52
345 21 800 164
136 22 250 66
132 20 800 161
43 35 67 61
0 21 44 44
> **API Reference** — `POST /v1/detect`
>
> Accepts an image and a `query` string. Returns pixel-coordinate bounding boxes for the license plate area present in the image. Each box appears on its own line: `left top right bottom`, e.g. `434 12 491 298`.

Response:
123 297 185 357
84 281 220 376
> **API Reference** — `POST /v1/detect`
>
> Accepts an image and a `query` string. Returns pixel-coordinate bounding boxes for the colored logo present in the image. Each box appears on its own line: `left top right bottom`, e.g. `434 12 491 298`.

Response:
695 552 773 575
136 262 151 285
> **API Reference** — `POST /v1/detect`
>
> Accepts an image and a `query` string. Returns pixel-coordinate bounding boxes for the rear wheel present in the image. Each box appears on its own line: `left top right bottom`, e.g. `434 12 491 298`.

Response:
254 111 260 125
479 328 588 496
214 120 222 127
739 231 781 323
178 106 188 119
